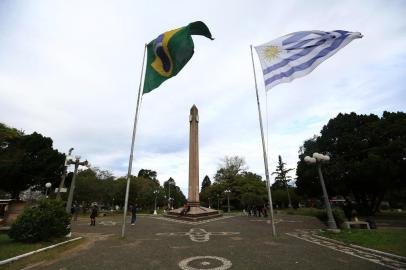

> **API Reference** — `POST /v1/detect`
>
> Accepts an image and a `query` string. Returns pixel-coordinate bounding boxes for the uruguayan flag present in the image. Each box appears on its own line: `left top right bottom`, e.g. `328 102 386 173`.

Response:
255 30 362 91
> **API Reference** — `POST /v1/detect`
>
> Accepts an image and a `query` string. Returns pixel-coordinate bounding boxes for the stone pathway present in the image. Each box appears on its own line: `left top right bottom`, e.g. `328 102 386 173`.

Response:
286 229 406 270
22 215 391 270
149 215 235 225
156 228 240 242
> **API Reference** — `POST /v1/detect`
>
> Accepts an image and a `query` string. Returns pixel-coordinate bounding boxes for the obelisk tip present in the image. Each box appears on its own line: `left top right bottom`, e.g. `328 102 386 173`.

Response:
190 104 198 114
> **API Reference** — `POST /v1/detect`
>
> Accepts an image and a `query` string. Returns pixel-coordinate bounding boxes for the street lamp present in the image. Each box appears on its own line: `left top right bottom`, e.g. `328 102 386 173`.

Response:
45 182 52 197
304 152 338 230
56 148 74 200
66 155 89 213
153 190 158 215
224 189 231 213
167 180 175 210
0 141 9 149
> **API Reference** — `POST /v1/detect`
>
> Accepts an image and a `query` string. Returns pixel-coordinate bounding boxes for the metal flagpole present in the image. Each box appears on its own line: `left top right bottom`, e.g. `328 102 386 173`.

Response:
250 45 277 237
121 44 147 238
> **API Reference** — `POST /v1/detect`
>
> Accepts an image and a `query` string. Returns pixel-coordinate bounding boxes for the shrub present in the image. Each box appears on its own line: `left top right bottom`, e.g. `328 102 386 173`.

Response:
287 207 346 228
314 208 346 228
8 199 70 242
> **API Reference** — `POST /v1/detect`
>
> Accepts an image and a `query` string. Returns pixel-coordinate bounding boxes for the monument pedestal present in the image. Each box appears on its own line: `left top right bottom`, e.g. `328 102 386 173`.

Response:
166 205 221 222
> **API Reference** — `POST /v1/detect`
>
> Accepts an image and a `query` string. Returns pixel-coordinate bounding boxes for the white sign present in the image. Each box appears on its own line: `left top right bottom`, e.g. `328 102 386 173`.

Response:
55 188 67 193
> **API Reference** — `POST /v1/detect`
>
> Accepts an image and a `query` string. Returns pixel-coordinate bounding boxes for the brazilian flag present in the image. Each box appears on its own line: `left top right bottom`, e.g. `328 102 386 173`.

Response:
143 21 213 94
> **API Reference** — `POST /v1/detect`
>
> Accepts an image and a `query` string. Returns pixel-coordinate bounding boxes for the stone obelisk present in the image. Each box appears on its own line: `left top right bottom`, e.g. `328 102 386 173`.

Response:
188 105 200 206
166 105 220 221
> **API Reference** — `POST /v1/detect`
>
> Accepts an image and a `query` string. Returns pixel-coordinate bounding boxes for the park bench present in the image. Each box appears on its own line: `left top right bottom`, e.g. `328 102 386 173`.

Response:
344 221 370 229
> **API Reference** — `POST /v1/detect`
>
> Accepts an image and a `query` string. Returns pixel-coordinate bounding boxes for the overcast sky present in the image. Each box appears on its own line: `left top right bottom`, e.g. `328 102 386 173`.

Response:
1 0 405 196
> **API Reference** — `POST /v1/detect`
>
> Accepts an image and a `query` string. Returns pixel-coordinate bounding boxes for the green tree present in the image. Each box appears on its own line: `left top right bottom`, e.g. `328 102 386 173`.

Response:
201 170 267 210
214 156 247 183
163 178 186 209
0 125 65 199
70 168 182 212
201 175 211 192
233 172 267 209
272 188 300 209
201 156 269 210
296 111 406 216
74 169 105 205
138 169 158 181
0 123 22 143
272 155 294 208
200 182 225 209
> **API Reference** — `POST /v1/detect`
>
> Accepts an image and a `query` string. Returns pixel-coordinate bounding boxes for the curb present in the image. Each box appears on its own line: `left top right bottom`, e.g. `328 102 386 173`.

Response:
0 237 83 265
312 233 406 262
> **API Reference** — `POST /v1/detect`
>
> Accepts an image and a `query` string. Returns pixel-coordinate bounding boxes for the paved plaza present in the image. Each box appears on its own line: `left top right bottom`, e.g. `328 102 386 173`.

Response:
26 213 399 270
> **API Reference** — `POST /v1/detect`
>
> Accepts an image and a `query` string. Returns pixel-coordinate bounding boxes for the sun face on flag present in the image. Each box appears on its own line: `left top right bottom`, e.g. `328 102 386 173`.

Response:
254 30 362 91
264 46 280 61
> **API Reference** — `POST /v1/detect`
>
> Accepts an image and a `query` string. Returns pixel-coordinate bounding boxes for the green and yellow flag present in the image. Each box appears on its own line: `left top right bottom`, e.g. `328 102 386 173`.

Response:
143 21 213 94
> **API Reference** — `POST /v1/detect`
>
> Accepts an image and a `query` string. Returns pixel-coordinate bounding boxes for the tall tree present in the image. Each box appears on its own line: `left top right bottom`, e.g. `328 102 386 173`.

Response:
163 178 186 208
201 175 211 192
272 155 294 208
0 123 22 143
296 112 406 216
138 169 157 180
200 170 267 210
0 125 65 199
214 156 247 183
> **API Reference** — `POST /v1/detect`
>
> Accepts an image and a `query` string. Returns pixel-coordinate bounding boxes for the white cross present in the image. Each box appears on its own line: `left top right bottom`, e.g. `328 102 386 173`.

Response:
156 228 240 242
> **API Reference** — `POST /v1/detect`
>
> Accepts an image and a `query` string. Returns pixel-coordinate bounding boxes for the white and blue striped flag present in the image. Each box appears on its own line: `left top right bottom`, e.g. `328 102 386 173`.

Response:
255 30 362 91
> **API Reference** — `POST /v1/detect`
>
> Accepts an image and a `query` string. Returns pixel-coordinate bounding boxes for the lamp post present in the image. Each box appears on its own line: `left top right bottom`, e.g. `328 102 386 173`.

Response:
167 180 175 210
0 141 9 149
224 189 231 213
45 182 52 198
153 190 158 215
56 148 74 200
66 155 88 214
286 180 292 209
304 153 338 230
208 197 211 208
217 194 220 210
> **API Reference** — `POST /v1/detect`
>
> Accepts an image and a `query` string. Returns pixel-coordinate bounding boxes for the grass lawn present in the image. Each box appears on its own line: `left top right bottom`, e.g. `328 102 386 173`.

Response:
0 233 85 270
0 233 57 261
0 233 76 260
319 228 406 257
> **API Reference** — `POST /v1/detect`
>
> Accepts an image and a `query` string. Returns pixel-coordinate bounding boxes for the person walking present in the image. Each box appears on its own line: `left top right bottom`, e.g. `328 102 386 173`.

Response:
74 204 80 221
90 204 98 226
130 204 137 225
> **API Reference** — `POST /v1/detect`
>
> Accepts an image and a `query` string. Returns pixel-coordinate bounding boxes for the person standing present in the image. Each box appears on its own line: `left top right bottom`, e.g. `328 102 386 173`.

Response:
130 204 137 225
90 204 98 226
70 205 75 220
343 198 353 221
